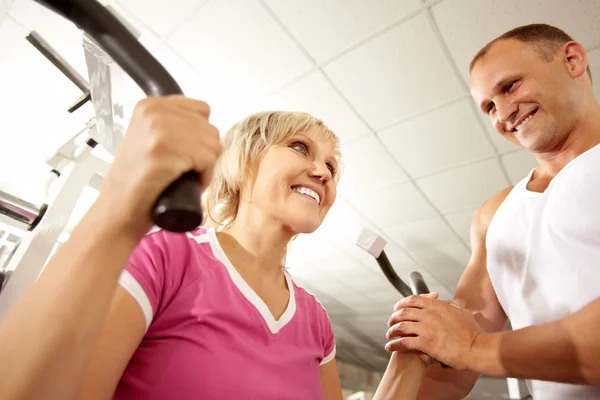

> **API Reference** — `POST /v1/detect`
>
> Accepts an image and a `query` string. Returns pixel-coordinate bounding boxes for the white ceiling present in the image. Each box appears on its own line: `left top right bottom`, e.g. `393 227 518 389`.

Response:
1 0 599 393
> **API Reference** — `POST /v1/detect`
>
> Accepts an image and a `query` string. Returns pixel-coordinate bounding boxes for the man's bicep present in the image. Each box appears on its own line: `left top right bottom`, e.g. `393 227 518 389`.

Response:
454 204 508 333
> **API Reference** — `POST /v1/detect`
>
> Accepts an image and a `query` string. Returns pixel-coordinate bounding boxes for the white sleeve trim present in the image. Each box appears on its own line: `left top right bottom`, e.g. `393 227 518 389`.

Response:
320 344 336 366
118 270 153 330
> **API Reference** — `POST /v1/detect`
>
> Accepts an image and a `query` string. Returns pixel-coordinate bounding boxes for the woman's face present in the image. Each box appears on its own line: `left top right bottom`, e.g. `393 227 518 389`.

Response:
243 127 338 234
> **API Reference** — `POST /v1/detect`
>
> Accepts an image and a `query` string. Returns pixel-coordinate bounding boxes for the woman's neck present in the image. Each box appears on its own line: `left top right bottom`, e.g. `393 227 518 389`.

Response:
219 210 293 280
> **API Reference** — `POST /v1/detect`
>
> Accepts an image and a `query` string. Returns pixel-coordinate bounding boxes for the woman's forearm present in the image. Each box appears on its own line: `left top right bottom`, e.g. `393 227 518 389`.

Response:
373 352 427 400
0 202 143 400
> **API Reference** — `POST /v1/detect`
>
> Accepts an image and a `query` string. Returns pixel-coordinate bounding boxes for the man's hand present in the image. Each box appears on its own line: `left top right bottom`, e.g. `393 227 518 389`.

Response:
385 295 484 370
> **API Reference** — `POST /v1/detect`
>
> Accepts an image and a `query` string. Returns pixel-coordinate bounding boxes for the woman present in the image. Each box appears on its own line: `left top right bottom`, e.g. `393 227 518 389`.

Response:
0 96 430 400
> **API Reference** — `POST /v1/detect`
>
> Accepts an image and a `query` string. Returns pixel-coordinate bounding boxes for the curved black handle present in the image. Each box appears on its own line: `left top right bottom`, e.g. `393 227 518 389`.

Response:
375 251 412 297
35 0 202 232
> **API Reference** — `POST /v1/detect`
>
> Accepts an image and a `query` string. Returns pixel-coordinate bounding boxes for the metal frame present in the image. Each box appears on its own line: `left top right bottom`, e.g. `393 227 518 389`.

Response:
0 129 110 317
0 13 131 315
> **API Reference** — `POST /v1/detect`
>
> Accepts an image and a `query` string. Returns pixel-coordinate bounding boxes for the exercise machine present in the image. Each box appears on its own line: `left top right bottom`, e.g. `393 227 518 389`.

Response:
0 0 170 316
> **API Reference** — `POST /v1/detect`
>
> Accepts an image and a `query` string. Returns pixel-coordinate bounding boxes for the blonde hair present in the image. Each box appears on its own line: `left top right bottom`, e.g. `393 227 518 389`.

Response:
203 111 341 235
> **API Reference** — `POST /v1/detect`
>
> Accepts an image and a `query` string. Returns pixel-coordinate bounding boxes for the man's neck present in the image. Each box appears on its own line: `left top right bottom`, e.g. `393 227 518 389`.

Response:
535 105 600 178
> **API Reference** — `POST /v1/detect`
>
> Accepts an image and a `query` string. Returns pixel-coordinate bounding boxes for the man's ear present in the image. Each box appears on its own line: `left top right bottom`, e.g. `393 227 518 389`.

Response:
562 41 588 80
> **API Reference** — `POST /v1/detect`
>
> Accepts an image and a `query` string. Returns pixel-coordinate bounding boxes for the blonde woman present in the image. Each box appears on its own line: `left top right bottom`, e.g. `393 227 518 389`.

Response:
0 96 429 400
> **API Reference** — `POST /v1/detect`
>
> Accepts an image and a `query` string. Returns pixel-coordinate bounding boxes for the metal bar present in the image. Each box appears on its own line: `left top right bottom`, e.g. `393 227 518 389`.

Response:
25 30 90 93
0 190 42 228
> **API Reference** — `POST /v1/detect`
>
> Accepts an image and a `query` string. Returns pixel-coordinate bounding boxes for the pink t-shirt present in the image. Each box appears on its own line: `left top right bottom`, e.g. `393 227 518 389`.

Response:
115 227 336 399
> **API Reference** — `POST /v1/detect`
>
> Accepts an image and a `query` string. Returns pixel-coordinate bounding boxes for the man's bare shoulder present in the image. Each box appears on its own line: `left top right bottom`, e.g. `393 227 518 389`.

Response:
475 186 514 235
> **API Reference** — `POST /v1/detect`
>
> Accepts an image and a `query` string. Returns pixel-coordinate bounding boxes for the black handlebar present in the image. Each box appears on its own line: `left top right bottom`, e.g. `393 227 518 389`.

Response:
34 0 203 232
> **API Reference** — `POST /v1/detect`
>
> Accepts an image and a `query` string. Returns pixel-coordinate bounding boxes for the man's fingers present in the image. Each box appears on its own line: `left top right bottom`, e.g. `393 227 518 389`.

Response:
386 321 419 340
385 336 421 353
394 294 432 312
388 307 424 327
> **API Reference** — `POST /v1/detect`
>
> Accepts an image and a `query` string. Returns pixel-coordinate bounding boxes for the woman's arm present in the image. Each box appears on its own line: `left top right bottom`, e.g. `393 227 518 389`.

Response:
0 204 143 400
0 96 221 400
373 352 427 400
320 359 344 400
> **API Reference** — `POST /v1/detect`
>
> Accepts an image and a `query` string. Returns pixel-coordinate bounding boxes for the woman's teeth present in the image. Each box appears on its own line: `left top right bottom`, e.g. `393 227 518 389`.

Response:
292 187 320 204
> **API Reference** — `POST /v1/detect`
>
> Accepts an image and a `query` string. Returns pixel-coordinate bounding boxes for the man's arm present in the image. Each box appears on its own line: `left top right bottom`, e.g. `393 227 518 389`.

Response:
469 297 600 384
415 188 512 399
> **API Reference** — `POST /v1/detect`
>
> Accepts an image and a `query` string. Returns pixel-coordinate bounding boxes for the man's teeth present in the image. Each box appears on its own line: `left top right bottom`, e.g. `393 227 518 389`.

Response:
515 114 534 131
293 187 320 204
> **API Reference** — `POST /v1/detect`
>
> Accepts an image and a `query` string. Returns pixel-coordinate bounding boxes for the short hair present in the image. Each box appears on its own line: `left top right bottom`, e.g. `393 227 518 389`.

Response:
203 110 341 230
469 23 592 84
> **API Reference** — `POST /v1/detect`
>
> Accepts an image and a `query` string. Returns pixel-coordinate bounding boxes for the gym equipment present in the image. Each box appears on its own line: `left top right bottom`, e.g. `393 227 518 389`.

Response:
355 226 451 369
0 190 47 231
34 0 203 233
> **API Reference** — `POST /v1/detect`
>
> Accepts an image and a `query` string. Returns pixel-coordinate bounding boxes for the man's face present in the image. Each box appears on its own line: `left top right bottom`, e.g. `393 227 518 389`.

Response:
470 39 579 153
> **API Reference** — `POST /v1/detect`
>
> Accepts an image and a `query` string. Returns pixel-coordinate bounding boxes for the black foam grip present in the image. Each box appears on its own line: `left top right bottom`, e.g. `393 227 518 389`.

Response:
409 271 430 295
34 0 203 232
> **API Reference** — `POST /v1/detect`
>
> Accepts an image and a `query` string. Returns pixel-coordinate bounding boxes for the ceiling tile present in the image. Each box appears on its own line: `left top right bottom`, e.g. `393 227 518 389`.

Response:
587 48 600 103
262 0 422 63
259 71 370 143
501 150 537 185
347 182 437 228
415 158 508 214
409 246 469 289
116 0 208 38
433 0 600 84
337 135 409 196
167 0 314 103
445 208 477 244
382 216 462 251
378 98 495 177
381 243 421 272
323 13 464 129
151 45 253 133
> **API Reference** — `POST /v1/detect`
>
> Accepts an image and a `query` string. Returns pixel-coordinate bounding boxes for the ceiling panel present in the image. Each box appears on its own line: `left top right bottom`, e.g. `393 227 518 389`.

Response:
445 208 477 244
347 182 437 228
337 135 409 196
478 112 521 154
263 0 422 63
116 0 208 38
259 71 371 143
501 149 537 185
166 0 314 103
378 98 496 178
433 0 600 84
415 158 508 214
382 216 463 251
323 13 464 130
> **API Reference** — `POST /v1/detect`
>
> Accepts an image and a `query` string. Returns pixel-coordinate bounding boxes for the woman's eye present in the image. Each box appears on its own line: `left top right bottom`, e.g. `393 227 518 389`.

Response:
291 142 308 154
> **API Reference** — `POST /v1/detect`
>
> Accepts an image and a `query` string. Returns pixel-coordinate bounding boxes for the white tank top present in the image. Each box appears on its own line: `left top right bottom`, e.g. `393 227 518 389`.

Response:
486 143 600 399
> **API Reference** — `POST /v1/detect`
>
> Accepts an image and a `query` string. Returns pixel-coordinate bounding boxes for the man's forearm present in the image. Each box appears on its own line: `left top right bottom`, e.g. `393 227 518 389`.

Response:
373 352 427 400
0 203 143 400
469 298 600 385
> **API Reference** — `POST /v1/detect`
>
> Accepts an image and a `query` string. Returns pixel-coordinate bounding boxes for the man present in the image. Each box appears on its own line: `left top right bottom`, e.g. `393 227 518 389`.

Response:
386 24 600 399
